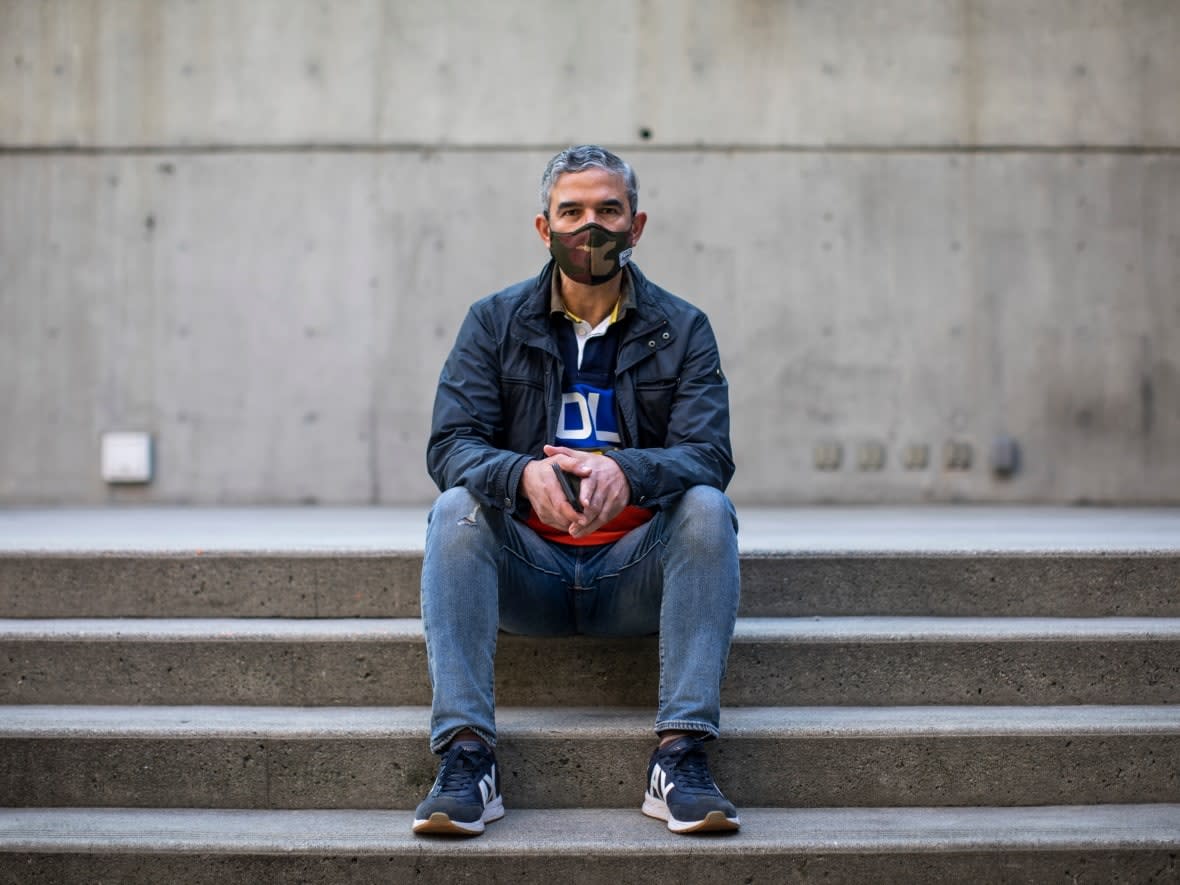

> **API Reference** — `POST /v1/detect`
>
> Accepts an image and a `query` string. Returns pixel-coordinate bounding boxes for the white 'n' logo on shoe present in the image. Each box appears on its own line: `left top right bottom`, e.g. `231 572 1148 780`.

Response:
479 765 497 806
649 765 675 800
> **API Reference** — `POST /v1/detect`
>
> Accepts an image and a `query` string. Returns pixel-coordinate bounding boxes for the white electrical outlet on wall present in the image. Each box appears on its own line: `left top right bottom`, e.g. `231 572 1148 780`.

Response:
101 432 153 484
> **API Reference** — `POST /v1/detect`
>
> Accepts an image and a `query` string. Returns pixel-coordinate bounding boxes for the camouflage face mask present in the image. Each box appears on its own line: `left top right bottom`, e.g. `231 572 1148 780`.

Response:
548 222 633 286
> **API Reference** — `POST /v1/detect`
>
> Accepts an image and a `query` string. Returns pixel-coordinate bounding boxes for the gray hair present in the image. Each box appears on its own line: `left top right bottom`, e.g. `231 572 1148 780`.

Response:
539 145 639 216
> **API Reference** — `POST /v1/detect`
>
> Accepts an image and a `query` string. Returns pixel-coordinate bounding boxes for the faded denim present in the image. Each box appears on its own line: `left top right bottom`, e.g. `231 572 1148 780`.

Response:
420 485 740 753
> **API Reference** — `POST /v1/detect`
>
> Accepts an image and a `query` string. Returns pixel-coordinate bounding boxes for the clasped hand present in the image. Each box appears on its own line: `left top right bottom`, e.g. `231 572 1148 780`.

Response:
522 444 631 539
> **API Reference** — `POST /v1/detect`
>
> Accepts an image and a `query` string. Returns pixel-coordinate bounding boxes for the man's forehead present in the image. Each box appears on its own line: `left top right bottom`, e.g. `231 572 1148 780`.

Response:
551 168 627 198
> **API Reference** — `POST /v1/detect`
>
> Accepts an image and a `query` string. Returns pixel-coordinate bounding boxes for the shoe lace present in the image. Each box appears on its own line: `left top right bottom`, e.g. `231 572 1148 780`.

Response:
668 744 717 793
434 746 484 797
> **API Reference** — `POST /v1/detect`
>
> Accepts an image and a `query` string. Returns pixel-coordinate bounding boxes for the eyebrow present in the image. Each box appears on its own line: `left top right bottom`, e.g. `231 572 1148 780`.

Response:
554 198 625 212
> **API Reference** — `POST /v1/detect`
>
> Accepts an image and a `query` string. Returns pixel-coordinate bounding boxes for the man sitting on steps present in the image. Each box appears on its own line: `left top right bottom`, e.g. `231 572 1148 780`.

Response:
413 144 741 836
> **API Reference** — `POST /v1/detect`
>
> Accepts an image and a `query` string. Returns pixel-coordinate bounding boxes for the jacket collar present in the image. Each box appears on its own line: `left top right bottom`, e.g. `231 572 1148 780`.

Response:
516 260 668 344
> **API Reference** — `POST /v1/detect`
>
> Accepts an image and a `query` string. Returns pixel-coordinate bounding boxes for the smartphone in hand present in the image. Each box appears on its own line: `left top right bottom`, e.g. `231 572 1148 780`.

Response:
551 463 584 513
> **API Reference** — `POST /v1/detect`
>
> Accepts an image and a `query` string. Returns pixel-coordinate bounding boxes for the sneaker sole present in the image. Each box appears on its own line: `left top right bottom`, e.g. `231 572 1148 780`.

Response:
642 795 741 834
412 811 485 836
412 797 505 836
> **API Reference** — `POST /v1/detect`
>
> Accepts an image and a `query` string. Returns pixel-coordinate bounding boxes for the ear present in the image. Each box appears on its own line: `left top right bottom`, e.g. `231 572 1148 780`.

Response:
535 213 551 247
628 211 648 246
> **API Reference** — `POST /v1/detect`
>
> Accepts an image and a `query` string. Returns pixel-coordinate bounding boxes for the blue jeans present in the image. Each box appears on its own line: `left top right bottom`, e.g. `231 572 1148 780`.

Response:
420 485 741 753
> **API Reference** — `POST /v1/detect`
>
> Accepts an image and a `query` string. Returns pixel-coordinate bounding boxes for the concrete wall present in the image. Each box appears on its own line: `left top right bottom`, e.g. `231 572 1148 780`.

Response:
2 0 1178 505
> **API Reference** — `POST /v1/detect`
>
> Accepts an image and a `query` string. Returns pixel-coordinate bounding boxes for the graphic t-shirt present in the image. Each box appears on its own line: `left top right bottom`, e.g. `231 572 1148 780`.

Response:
524 295 654 546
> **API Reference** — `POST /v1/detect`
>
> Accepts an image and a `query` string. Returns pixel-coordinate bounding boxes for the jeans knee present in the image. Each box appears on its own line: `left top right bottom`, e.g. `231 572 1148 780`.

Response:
426 488 495 552
669 486 737 550
430 487 481 525
678 485 736 527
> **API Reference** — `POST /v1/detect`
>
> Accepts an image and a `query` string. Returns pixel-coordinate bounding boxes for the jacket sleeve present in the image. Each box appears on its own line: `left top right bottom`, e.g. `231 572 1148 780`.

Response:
606 312 735 508
426 304 533 513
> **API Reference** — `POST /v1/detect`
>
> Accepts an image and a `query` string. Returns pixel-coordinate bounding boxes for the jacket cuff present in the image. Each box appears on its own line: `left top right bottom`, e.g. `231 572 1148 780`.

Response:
502 454 534 515
605 450 651 506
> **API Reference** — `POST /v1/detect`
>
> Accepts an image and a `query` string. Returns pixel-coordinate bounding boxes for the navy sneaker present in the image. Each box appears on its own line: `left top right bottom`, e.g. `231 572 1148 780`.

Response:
412 740 504 835
641 735 740 833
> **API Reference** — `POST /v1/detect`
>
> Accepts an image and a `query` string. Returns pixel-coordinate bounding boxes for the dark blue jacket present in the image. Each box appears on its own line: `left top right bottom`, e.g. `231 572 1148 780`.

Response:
427 261 734 516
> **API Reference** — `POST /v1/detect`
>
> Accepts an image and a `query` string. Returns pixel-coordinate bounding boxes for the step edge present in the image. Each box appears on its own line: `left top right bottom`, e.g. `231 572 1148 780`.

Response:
4 704 1180 738
1 805 1177 855
6 615 1180 642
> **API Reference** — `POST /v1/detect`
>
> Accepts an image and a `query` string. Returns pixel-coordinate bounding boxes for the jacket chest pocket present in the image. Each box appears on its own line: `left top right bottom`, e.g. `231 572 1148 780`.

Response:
501 376 549 452
634 377 679 446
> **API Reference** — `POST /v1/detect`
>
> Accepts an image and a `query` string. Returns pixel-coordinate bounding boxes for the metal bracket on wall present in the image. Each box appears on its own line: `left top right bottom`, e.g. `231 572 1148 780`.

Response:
857 441 887 471
902 443 930 470
943 440 973 471
813 441 844 471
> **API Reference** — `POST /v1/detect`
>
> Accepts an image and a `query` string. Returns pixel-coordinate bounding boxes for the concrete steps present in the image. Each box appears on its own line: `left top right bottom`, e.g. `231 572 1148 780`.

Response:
0 805 1176 884
4 616 1180 706
4 704 1179 809
4 551 1179 618
2 507 1179 881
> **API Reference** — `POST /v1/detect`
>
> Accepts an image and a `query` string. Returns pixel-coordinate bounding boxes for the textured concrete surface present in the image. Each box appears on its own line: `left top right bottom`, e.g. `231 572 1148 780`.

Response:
2 506 1179 552
3 548 1180 619
1 500 1177 878
3 3 1179 507
4 2 1178 147
3 616 1179 707
0 851 1172 885
2 150 1178 506
0 807 1176 885
2 804 1177 851
3 705 1177 810
0 552 424 618
2 851 1171 885
739 553 1180 617
2 551 1180 618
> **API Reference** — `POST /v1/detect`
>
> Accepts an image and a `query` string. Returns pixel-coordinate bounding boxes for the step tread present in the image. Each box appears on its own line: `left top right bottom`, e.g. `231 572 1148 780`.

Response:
6 615 1180 641
1 805 1177 854
4 506 1180 553
6 704 1180 738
